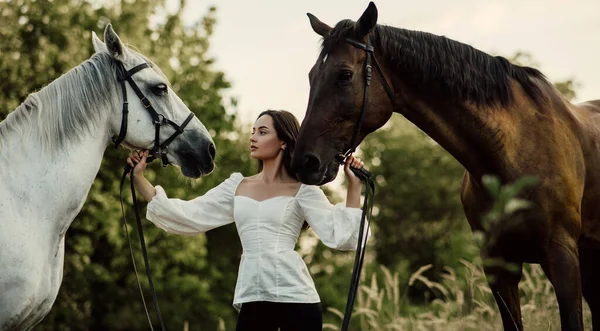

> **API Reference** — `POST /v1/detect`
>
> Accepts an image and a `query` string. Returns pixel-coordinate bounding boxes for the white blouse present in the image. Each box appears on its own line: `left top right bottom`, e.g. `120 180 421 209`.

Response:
146 172 368 309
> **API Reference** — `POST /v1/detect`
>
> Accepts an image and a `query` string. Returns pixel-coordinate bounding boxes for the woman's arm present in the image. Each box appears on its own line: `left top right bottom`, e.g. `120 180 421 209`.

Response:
344 155 365 208
127 150 156 202
126 150 240 235
296 155 369 251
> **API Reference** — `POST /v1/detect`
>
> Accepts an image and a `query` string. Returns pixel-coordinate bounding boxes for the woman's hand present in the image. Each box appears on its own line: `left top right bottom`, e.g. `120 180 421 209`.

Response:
125 150 156 202
344 155 365 186
344 155 364 208
126 150 149 177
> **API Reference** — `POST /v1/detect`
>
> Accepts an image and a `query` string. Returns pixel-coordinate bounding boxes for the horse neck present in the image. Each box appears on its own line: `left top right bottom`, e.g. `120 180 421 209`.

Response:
372 28 547 179
391 81 500 179
0 55 117 232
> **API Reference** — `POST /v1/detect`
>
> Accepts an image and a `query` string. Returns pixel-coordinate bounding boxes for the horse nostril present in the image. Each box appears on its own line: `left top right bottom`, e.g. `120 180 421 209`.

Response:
303 153 321 172
207 143 216 160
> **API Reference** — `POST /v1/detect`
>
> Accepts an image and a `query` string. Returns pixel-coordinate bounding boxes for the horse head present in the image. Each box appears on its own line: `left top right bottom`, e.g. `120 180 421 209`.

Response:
92 24 215 178
291 2 394 185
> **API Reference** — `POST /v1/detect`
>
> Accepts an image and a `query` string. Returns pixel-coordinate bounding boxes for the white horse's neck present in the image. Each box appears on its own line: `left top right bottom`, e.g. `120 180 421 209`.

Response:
0 54 118 235
1 129 109 234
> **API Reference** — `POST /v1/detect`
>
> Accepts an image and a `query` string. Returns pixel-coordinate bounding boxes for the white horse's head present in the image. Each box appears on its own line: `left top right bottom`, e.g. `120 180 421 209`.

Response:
92 24 215 178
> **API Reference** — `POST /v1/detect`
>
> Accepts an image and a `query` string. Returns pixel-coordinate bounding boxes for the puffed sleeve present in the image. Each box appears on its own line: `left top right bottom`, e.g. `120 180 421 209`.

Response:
146 172 243 236
296 185 370 250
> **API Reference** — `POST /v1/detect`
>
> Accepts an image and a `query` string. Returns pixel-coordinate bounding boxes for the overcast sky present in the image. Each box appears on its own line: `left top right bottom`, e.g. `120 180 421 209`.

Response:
165 0 600 124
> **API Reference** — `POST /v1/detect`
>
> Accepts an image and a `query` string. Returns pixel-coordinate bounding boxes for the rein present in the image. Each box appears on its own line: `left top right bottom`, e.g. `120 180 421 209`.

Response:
120 164 165 331
113 59 198 331
342 167 374 331
338 36 394 331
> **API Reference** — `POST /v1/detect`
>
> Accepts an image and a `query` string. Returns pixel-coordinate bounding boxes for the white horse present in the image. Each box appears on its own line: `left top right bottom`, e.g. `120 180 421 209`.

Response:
0 24 216 330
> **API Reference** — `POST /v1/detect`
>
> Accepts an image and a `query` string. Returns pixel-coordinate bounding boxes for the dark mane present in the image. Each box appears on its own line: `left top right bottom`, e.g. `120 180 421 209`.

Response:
323 20 550 107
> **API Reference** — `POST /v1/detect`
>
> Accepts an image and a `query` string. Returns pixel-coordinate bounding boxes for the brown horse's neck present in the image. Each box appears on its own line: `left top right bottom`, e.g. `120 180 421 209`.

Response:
393 88 503 180
370 26 550 181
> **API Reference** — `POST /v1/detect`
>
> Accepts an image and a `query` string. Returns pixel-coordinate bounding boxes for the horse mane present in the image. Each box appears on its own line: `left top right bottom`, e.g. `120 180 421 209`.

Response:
323 20 551 107
0 52 120 153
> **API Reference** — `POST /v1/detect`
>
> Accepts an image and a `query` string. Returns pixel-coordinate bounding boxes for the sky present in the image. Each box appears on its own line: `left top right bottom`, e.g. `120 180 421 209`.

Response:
166 0 600 125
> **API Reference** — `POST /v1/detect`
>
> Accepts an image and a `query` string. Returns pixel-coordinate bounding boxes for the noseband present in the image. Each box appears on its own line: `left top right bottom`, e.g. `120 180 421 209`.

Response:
336 37 395 164
112 61 195 166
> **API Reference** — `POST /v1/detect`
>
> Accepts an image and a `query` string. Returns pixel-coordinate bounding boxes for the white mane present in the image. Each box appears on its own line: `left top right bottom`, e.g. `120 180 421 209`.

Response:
0 52 120 153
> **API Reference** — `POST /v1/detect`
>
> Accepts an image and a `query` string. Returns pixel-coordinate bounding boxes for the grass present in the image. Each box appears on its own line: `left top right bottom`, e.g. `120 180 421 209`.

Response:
323 259 592 331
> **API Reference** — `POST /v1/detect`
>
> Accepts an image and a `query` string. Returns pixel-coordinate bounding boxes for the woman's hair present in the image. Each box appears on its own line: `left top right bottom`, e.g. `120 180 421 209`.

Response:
255 110 309 230
256 110 300 178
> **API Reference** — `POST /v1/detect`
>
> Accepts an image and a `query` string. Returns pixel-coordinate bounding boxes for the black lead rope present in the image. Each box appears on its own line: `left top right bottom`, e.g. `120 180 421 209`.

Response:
341 167 375 331
119 157 167 331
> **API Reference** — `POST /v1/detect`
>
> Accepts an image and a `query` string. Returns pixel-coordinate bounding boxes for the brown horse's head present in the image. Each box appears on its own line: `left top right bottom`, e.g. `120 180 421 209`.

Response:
292 2 394 185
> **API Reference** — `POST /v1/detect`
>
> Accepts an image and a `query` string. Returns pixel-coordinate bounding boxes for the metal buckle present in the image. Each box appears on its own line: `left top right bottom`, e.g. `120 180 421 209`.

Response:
154 114 164 125
336 149 352 164
141 97 152 109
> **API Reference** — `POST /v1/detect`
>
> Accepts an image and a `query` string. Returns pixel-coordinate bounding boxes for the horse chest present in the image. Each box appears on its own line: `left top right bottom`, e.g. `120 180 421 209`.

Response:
0 235 65 330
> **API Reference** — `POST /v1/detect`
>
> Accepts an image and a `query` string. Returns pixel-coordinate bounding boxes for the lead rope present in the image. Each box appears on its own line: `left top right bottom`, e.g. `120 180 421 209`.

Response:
341 167 375 331
119 157 167 331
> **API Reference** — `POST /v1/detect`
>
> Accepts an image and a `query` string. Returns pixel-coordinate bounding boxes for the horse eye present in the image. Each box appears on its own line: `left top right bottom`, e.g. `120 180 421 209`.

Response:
153 83 168 96
336 70 353 83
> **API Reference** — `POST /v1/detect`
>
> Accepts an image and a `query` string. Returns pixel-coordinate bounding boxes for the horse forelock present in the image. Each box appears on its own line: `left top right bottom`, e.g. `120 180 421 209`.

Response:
0 52 120 154
322 19 551 108
127 45 171 87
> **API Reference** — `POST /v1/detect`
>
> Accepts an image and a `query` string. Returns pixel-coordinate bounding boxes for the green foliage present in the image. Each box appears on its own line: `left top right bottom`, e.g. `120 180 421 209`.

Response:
477 175 539 248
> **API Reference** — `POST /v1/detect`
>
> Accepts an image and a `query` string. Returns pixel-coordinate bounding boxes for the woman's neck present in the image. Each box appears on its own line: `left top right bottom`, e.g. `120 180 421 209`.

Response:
258 158 296 183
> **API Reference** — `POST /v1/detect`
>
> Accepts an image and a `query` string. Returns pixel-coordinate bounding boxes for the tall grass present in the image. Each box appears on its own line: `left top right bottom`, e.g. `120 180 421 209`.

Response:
324 260 592 331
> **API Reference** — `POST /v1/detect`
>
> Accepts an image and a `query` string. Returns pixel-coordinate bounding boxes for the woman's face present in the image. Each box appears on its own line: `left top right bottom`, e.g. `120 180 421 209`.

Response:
249 115 284 160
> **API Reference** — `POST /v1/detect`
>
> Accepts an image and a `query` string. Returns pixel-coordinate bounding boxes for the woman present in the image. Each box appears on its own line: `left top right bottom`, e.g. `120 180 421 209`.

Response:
127 110 368 331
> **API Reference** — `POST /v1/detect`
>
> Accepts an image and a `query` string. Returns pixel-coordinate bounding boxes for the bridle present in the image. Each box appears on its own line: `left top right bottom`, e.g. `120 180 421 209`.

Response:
335 37 395 165
337 36 394 331
113 60 195 166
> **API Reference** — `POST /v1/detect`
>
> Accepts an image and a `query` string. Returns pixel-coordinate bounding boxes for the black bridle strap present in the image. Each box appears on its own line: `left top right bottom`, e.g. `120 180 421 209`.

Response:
157 113 194 149
344 38 394 102
348 47 371 158
113 61 195 167
113 65 130 148
339 38 395 161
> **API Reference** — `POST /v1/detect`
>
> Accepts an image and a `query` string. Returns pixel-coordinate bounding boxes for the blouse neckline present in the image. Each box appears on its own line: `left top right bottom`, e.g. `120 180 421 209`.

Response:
232 172 305 203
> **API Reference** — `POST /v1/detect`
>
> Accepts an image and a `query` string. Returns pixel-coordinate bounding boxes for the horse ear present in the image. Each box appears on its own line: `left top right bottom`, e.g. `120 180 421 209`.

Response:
91 31 107 54
354 1 378 38
104 24 126 59
307 13 332 37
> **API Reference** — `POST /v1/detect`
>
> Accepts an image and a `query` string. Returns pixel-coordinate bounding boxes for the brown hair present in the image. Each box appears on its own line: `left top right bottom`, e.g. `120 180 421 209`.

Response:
256 110 300 179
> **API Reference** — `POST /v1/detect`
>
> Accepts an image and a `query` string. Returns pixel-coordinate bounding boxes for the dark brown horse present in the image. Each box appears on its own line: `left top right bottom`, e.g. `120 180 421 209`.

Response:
291 2 600 330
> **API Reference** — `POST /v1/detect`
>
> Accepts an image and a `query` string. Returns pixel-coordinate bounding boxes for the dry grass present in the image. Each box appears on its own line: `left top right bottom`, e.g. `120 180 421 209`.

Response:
323 259 592 331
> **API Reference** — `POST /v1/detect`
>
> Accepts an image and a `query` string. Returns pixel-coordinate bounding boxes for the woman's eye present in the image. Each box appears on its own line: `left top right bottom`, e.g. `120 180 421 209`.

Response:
153 83 168 96
336 70 353 83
